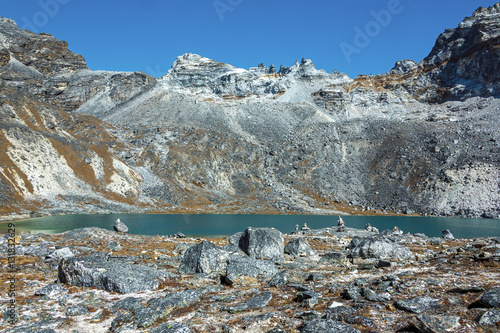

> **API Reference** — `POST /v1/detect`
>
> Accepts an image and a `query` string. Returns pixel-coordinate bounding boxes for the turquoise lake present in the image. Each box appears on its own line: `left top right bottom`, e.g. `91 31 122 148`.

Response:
1 214 499 239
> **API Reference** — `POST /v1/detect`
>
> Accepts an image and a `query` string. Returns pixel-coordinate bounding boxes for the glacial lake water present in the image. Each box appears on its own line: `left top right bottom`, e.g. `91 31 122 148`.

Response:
1 214 499 239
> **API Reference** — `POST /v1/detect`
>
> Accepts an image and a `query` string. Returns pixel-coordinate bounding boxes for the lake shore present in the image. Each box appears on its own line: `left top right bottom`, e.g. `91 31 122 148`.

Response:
1 224 500 332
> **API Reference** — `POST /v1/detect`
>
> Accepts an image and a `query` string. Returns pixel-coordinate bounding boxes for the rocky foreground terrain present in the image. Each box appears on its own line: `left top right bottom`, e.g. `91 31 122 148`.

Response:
1 222 500 332
0 4 499 219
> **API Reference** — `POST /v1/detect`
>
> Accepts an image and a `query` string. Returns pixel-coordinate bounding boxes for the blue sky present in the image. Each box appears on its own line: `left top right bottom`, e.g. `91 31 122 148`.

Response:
2 0 498 78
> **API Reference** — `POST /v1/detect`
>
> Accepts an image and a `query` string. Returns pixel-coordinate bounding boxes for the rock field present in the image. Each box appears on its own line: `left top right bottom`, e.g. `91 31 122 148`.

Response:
1 223 500 332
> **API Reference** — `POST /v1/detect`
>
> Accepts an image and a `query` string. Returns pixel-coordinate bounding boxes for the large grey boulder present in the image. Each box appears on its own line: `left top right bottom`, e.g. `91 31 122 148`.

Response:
113 219 129 233
46 247 74 261
347 236 414 261
238 227 284 263
473 288 500 308
476 309 500 325
224 256 278 286
34 284 68 298
178 240 229 275
227 292 272 313
284 238 315 257
58 253 168 293
442 229 455 239
411 314 460 332
319 252 347 264
396 296 442 314
300 319 361 333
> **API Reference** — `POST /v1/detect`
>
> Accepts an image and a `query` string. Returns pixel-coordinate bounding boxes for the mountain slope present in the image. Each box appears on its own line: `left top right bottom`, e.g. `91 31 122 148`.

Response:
0 5 499 219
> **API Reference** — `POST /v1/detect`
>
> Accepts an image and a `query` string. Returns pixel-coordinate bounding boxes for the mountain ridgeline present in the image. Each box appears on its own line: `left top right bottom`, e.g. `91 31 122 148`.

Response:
0 5 499 219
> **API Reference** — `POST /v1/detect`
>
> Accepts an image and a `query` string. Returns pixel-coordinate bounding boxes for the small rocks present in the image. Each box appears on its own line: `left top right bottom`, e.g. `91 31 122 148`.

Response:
396 296 442 314
319 252 347 264
113 219 129 233
442 229 455 239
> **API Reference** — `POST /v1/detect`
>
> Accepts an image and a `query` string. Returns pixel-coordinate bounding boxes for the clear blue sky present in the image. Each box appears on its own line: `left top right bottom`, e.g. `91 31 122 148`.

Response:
2 0 498 78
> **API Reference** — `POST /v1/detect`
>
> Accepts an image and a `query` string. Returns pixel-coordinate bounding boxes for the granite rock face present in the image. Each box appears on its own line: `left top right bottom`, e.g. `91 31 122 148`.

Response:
0 5 500 218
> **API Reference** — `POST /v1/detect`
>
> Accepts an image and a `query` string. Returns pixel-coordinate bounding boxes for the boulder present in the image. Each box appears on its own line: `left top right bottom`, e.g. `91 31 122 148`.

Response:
267 270 302 287
324 306 356 321
238 227 284 263
229 232 244 245
347 236 414 261
178 240 228 275
46 247 74 261
319 252 347 264
151 323 191 333
224 256 278 286
65 305 90 316
284 238 315 257
113 219 129 233
442 229 455 239
337 216 345 227
300 319 361 333
297 291 321 307
58 253 168 293
227 292 272 313
411 314 460 332
364 223 379 233
476 309 500 325
472 288 500 308
34 284 68 298
109 291 201 330
173 243 193 255
396 296 442 314
174 232 186 239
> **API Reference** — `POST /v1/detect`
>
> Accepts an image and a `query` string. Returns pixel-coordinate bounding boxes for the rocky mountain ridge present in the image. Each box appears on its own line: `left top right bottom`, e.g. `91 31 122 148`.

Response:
0 5 499 219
